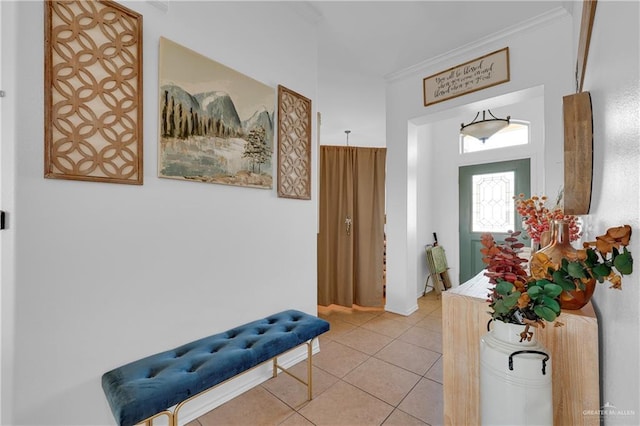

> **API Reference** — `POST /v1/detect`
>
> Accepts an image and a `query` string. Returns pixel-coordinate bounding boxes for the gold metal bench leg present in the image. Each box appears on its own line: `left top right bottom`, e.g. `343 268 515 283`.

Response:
138 410 172 426
306 339 313 400
273 356 278 378
271 339 316 401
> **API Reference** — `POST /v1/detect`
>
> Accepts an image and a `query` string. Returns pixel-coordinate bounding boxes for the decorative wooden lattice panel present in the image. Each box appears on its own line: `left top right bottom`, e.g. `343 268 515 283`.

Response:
277 85 312 200
44 0 143 185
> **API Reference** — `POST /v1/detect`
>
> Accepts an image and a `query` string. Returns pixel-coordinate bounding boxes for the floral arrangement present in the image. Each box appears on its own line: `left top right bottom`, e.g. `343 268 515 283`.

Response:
482 225 634 342
481 231 562 341
514 193 581 243
531 225 633 290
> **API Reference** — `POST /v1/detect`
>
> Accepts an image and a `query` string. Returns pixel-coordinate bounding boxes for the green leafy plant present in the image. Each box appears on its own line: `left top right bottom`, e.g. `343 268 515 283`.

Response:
482 225 634 342
531 224 633 291
481 231 563 341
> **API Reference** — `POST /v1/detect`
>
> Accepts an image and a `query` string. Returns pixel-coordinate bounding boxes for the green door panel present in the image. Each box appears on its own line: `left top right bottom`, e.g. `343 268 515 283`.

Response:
459 159 531 284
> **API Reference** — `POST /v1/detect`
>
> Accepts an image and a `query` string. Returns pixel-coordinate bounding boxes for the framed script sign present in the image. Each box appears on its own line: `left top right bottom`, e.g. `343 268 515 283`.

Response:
423 47 510 107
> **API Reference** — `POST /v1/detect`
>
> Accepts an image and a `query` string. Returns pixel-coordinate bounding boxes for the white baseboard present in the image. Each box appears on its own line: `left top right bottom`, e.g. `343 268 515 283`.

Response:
384 301 419 316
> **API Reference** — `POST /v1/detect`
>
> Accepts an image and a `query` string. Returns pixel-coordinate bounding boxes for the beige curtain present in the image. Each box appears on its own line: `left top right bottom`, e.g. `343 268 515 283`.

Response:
318 146 386 307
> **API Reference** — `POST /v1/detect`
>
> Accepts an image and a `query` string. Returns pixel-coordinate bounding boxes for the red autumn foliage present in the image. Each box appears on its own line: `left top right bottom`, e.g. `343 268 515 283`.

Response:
480 231 529 286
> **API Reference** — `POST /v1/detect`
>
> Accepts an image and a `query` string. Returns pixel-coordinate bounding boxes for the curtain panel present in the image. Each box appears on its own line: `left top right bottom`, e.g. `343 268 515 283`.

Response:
318 146 386 307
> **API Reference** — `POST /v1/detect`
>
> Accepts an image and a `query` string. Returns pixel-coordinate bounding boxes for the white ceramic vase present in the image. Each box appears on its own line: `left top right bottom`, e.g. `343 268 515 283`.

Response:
480 320 553 426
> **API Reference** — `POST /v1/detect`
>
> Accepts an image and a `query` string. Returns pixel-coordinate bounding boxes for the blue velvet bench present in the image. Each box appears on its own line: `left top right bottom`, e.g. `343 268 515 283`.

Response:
102 310 330 426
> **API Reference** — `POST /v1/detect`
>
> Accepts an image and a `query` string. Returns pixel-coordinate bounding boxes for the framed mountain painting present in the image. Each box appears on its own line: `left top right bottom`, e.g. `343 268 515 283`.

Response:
158 38 275 189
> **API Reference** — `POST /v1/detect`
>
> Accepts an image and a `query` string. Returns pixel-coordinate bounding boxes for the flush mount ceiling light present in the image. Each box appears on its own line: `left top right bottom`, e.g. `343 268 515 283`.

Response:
460 110 510 143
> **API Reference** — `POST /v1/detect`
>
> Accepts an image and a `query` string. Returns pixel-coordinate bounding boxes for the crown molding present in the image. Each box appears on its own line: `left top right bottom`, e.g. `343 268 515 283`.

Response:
385 6 571 82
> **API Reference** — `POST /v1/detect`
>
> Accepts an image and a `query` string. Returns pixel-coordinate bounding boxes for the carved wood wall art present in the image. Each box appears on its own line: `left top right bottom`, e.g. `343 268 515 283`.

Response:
277 85 312 200
44 0 143 185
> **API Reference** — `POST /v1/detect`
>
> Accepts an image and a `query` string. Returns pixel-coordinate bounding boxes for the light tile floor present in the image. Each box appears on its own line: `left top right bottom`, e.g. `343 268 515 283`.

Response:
188 292 443 426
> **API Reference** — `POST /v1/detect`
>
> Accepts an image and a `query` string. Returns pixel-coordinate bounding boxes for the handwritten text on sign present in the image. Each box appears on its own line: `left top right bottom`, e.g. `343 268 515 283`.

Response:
423 47 510 107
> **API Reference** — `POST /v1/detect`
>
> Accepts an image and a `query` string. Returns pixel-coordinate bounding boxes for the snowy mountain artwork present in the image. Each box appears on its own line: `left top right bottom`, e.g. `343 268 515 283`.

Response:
158 37 275 189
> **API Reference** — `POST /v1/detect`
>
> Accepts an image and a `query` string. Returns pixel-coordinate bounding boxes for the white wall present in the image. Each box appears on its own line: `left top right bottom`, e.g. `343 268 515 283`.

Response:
415 123 434 295
582 1 640 422
385 7 573 315
318 64 386 147
1 1 318 425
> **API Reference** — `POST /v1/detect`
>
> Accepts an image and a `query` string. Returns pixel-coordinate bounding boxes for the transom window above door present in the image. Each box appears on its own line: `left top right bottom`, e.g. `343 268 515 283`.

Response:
460 121 529 154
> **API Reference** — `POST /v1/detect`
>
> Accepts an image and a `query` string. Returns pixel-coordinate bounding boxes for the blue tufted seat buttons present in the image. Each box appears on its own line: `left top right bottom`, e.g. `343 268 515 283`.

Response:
102 310 329 426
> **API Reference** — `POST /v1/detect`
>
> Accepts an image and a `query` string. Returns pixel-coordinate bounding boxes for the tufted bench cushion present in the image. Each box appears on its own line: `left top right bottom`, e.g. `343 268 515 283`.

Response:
102 310 329 426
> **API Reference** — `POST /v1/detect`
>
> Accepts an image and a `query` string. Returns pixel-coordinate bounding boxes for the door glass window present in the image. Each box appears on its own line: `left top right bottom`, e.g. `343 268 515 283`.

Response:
461 121 529 153
472 171 515 233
